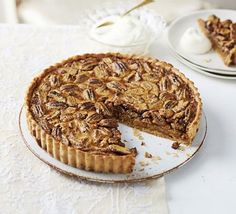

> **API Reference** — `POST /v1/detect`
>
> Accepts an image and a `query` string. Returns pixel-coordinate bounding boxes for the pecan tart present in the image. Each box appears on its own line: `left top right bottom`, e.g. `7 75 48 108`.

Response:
25 53 202 173
198 15 236 66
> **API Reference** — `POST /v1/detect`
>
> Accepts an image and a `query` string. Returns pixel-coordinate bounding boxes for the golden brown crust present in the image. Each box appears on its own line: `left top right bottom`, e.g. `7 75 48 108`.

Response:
25 53 202 173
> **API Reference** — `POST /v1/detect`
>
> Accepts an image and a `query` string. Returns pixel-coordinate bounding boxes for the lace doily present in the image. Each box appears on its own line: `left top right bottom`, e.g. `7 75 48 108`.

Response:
0 25 168 214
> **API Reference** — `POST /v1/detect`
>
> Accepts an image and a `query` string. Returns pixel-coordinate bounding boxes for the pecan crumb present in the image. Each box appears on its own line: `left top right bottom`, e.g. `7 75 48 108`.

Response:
172 142 180 150
152 155 161 161
130 147 138 156
145 152 153 158
204 58 212 63
141 141 145 146
139 160 149 167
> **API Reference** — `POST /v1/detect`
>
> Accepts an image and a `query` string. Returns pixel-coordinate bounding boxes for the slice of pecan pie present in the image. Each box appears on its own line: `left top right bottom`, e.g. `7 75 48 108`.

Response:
25 53 202 173
198 15 236 66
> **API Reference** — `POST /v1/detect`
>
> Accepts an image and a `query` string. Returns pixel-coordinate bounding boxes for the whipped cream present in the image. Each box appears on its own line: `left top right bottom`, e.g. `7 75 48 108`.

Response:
89 16 149 46
180 27 212 54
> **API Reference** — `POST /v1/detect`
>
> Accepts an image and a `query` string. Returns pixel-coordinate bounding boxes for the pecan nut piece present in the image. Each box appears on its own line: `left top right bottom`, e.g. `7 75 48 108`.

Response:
95 102 112 116
108 144 131 154
76 112 88 120
80 58 98 71
75 74 89 83
86 113 103 123
60 84 80 92
159 109 174 118
88 78 103 86
78 121 90 133
112 61 128 75
48 90 66 102
83 88 95 101
171 142 180 150
66 96 79 106
98 119 118 128
106 81 126 92
38 120 51 133
79 101 95 110
46 101 68 109
51 125 62 140
31 104 44 117
49 74 60 87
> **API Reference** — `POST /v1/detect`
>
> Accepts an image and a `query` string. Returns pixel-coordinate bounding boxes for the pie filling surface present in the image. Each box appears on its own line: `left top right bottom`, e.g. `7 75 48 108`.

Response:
198 15 236 66
26 53 202 173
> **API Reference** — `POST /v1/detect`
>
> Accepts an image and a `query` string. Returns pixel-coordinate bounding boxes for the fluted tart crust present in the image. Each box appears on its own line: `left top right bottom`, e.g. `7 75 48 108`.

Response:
25 53 202 173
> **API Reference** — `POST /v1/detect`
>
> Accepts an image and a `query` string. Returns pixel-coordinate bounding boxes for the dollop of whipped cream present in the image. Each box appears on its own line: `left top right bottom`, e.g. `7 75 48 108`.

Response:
180 27 212 54
90 16 149 46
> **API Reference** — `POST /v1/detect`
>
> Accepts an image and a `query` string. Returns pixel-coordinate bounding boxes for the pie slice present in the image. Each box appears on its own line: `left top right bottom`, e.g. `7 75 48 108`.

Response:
25 53 202 173
198 15 236 66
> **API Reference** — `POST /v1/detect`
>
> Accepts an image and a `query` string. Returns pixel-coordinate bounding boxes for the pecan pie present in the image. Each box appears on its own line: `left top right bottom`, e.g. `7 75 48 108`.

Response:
25 53 202 173
198 15 236 66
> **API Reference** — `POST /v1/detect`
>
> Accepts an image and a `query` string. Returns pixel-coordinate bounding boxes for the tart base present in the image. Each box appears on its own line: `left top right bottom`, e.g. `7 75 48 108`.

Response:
26 111 135 174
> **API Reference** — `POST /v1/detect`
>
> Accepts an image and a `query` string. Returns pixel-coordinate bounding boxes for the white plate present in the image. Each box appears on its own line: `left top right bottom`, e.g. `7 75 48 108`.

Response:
173 52 236 80
19 107 207 183
168 9 236 74
176 53 236 76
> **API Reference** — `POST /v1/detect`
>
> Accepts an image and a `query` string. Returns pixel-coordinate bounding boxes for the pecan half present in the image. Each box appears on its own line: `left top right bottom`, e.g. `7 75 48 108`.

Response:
48 90 66 102
88 78 103 86
60 84 80 92
31 104 44 117
83 88 95 101
46 101 68 109
75 74 89 83
49 74 60 87
98 119 118 128
78 121 90 133
79 101 95 110
80 58 98 71
112 61 128 75
95 102 112 116
86 113 103 123
51 125 62 139
106 81 125 92
108 144 131 154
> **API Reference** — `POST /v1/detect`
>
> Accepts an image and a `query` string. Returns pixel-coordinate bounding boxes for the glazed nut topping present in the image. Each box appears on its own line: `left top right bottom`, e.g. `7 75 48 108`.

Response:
29 53 201 155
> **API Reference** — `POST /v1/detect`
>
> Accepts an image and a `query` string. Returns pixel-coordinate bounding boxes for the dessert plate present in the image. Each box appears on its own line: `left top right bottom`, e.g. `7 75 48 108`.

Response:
173 52 236 80
168 9 236 73
176 52 236 76
19 106 207 183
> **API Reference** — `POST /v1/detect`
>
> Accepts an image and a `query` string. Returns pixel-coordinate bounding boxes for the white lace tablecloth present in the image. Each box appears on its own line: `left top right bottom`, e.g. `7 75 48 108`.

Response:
0 24 168 214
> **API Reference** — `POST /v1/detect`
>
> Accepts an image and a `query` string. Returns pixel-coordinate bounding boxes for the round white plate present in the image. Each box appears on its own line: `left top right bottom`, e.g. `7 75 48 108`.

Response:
19 107 207 183
168 9 236 74
176 52 236 76
173 51 236 80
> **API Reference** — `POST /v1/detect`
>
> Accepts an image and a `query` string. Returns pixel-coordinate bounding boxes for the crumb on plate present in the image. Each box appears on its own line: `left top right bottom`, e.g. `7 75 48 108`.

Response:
145 152 153 158
172 142 180 150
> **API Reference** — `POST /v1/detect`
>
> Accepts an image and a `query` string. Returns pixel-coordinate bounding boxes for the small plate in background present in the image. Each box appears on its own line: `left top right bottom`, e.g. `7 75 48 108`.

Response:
172 51 236 80
168 9 236 74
